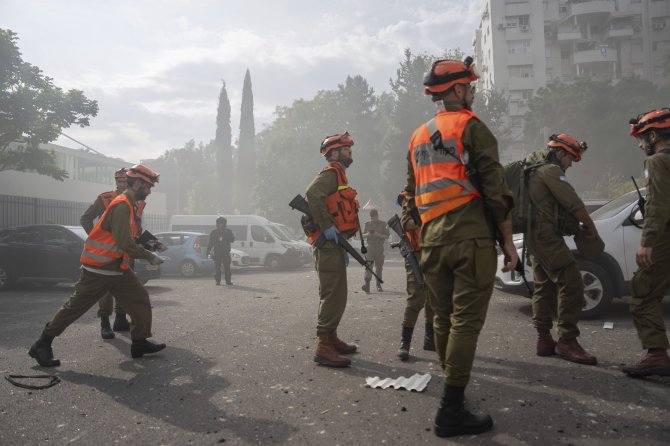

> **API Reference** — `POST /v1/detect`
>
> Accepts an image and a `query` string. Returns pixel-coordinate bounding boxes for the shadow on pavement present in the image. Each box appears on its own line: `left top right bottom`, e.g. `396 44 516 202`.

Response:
56 343 298 444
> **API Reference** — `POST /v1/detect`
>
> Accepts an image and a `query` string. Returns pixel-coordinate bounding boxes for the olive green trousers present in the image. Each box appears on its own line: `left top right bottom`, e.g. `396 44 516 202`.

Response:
314 242 348 335
402 254 434 328
421 238 496 387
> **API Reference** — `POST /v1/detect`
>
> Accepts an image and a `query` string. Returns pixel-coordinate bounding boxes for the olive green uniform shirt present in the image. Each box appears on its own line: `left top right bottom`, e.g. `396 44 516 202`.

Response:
364 220 389 246
81 194 113 234
528 163 584 227
641 151 670 247
404 110 512 245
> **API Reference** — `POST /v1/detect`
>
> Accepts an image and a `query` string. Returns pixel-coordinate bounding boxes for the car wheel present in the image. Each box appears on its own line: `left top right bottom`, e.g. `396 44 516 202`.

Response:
264 255 282 270
180 260 198 277
0 265 15 291
578 260 614 319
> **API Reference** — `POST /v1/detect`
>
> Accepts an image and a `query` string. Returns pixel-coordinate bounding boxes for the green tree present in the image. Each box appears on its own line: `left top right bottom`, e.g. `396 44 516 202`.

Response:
235 69 256 213
523 77 670 194
214 80 233 213
0 28 98 180
473 88 512 152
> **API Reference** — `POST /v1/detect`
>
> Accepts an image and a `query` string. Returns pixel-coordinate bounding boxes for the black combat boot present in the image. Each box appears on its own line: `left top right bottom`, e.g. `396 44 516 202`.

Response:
423 322 436 351
396 326 414 361
434 384 493 437
361 279 370 294
113 312 131 332
100 316 115 339
131 339 166 358
28 332 61 367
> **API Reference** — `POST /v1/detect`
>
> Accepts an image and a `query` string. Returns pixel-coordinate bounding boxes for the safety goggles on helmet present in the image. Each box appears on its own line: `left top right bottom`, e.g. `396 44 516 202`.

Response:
320 132 354 157
114 168 128 179
126 164 160 187
629 108 670 137
423 56 479 95
547 133 587 162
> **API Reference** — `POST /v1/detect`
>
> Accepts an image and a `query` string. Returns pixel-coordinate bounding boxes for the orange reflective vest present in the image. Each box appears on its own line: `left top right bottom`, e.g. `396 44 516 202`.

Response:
306 162 360 245
409 110 481 224
80 194 138 270
99 190 118 208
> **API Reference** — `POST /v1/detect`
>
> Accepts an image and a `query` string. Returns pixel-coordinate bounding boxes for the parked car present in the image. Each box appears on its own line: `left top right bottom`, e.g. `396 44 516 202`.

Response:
495 189 668 319
0 224 160 290
154 232 251 277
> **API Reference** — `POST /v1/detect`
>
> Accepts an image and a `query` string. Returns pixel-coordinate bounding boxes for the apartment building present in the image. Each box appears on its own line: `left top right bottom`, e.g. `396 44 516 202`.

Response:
474 0 670 157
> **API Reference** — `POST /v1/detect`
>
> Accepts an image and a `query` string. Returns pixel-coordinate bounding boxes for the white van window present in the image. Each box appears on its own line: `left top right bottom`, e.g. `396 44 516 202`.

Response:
251 225 274 243
228 225 247 241
268 224 290 242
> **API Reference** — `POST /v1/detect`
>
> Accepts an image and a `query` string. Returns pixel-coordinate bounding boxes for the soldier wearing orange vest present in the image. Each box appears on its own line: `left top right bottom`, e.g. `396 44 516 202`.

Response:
396 191 434 361
29 165 166 367
81 167 133 338
304 132 360 368
404 57 518 437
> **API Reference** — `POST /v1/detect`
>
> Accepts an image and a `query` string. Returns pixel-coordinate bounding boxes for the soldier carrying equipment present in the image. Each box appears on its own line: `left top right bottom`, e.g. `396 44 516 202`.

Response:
387 214 424 288
289 194 383 284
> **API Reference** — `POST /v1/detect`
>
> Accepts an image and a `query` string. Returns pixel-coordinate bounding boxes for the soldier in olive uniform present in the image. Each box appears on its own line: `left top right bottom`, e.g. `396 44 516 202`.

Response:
527 134 599 365
405 57 518 437
361 209 390 293
305 132 360 368
396 192 435 361
80 167 131 338
622 108 670 377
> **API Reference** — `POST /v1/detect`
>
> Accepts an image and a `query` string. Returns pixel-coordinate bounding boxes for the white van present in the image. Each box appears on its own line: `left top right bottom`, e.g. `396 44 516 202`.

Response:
168 215 311 269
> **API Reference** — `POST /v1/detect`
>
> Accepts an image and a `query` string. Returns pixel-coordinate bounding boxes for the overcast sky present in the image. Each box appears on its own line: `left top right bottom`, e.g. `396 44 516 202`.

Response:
2 0 480 163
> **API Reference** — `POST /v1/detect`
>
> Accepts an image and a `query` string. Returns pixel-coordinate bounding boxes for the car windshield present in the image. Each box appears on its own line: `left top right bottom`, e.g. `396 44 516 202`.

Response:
590 190 640 221
268 224 290 242
70 227 88 241
276 224 300 241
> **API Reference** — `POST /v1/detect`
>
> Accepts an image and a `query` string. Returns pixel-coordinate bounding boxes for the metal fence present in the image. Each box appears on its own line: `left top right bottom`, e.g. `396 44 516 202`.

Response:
0 195 168 232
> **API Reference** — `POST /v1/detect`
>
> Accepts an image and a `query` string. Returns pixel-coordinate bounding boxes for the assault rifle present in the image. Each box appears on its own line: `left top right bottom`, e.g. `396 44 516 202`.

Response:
288 194 383 284
631 176 646 217
387 214 424 288
135 230 167 252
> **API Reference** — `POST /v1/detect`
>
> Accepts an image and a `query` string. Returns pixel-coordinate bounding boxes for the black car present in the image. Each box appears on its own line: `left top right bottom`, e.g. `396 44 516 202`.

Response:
0 224 161 290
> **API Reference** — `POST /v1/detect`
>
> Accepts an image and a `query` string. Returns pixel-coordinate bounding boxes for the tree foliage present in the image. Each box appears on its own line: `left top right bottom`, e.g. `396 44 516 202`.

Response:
0 28 98 180
214 81 233 213
235 69 256 213
523 77 670 194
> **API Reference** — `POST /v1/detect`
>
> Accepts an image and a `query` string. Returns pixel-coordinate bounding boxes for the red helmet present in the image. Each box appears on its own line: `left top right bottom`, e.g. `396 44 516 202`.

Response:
423 56 479 95
629 108 670 137
126 165 160 187
114 167 128 179
547 133 587 162
320 132 354 158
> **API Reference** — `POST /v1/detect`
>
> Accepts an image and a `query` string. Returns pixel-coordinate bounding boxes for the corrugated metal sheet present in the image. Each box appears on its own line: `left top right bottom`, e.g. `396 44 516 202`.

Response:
365 373 431 392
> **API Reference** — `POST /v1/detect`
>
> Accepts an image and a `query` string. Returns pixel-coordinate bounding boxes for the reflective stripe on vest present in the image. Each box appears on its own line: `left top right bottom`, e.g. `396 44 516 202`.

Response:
80 194 137 270
409 110 481 224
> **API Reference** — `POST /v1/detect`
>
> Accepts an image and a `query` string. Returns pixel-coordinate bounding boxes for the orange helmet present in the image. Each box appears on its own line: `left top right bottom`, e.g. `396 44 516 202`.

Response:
547 133 587 162
320 132 354 157
629 108 670 137
126 164 160 187
114 167 128 179
423 56 479 95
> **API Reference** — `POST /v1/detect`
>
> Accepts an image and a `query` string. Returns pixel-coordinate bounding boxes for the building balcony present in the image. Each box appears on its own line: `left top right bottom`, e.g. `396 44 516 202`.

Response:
505 26 534 40
507 77 536 90
505 3 530 17
507 52 534 66
508 101 529 117
568 1 615 18
574 47 618 64
604 25 634 39
557 28 583 41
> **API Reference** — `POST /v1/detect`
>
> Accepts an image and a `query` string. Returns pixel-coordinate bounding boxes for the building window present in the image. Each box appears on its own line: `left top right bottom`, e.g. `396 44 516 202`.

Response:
509 65 534 78
508 39 532 54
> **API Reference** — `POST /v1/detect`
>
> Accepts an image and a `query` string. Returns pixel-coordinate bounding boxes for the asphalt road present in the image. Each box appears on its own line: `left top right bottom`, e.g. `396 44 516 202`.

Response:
1 260 669 445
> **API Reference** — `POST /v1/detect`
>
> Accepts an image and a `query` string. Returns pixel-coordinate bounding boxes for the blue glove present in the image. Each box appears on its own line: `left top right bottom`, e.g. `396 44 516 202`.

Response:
323 226 340 244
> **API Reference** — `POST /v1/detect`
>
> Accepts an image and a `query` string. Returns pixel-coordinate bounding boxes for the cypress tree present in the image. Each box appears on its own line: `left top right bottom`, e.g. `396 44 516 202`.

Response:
235 69 256 213
215 80 233 213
